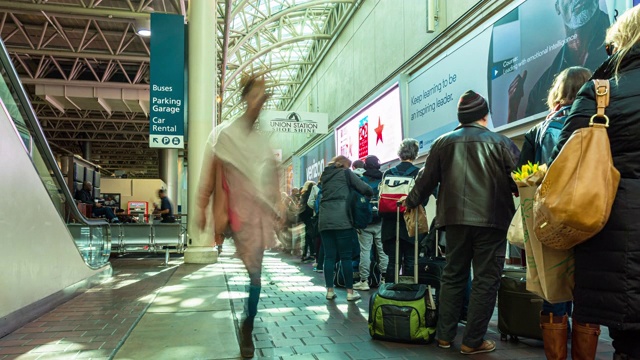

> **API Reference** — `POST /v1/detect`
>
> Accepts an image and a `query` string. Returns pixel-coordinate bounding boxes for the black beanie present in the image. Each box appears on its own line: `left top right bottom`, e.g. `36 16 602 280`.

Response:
457 90 489 124
364 155 381 170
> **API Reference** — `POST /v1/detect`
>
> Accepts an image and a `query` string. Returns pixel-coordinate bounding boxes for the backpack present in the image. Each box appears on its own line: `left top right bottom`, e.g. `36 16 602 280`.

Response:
346 171 373 229
535 107 569 165
378 165 419 214
361 175 382 223
314 186 323 215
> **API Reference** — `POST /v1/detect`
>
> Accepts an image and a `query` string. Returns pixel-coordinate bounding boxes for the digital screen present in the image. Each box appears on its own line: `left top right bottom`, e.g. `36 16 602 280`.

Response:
335 84 403 165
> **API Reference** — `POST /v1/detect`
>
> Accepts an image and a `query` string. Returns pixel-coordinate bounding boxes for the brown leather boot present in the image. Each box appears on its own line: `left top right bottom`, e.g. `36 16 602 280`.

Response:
540 313 568 360
571 321 601 360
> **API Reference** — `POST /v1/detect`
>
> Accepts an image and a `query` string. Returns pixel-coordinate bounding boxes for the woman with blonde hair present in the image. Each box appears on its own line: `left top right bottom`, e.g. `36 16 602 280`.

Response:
317 155 373 301
517 66 592 360
550 6 640 359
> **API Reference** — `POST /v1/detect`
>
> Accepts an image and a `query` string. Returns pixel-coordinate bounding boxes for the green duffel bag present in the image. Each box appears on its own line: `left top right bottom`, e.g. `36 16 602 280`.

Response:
368 282 437 344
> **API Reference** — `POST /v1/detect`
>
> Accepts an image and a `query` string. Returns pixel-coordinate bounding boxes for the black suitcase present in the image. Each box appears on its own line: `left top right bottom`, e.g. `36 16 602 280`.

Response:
498 268 544 341
418 221 445 304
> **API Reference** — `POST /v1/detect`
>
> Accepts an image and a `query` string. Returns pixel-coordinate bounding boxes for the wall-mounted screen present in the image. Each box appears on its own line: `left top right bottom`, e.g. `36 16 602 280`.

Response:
335 84 403 165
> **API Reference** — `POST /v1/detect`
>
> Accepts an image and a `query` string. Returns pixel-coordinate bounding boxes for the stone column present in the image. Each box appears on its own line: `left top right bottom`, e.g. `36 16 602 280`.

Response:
184 0 217 264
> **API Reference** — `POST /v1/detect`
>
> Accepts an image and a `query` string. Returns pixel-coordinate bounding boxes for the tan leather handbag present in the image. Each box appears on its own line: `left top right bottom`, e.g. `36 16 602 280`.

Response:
533 79 620 250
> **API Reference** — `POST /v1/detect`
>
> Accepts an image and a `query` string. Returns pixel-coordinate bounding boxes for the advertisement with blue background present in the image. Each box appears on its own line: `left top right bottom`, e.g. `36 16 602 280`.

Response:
299 136 335 185
407 0 630 155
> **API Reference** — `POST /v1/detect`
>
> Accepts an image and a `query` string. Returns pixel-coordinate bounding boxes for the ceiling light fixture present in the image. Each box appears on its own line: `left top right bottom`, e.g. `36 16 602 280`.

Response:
135 7 153 37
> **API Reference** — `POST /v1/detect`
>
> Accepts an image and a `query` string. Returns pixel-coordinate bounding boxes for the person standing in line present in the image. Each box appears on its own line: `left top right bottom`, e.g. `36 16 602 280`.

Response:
353 155 389 290
318 155 373 301
307 181 324 273
405 91 518 355
549 7 640 359
380 139 421 279
517 65 592 360
298 181 316 263
196 75 279 359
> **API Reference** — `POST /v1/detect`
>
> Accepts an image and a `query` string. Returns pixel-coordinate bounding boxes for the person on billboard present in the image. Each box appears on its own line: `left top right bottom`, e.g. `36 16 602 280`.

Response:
404 91 518 355
196 75 279 359
507 0 609 122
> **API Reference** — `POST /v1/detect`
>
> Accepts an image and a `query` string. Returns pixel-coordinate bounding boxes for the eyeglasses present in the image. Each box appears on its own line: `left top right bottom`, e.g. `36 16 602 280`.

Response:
606 43 616 57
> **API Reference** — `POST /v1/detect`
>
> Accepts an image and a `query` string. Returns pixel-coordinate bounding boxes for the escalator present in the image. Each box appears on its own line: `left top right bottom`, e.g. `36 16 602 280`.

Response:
0 38 111 336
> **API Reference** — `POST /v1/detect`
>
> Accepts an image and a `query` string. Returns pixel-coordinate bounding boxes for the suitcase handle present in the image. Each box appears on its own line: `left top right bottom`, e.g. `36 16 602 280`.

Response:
395 200 421 285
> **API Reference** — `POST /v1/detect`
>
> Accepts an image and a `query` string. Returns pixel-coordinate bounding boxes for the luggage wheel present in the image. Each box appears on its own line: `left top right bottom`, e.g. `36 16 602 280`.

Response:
500 334 519 342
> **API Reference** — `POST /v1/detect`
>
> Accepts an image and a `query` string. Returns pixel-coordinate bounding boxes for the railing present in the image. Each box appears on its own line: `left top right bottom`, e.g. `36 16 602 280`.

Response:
0 39 110 269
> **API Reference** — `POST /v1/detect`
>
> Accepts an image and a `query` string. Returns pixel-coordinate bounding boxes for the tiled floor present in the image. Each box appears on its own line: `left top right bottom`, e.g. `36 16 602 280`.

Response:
0 241 617 360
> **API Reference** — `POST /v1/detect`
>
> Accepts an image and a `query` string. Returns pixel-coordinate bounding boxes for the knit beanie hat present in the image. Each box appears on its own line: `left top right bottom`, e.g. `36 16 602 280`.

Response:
457 90 489 124
364 155 381 170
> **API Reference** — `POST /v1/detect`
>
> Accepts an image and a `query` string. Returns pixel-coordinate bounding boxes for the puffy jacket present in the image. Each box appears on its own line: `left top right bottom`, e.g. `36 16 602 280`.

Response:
406 123 518 230
318 165 373 232
549 45 640 330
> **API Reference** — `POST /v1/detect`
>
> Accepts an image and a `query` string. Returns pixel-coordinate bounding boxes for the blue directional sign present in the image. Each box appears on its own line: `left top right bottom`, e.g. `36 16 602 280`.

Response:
149 13 185 149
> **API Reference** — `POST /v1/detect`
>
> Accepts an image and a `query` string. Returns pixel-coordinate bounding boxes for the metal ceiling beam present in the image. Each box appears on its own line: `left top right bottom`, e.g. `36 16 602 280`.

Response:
8 47 149 62
21 78 150 90
46 137 147 143
0 1 153 20
39 116 148 124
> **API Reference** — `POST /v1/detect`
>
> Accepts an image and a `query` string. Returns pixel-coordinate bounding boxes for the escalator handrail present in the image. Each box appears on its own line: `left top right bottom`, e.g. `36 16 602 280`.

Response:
0 39 108 229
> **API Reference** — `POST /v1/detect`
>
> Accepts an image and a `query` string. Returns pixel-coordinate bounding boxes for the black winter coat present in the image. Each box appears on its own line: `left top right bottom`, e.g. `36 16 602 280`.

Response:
550 45 640 330
318 165 373 232
406 123 518 231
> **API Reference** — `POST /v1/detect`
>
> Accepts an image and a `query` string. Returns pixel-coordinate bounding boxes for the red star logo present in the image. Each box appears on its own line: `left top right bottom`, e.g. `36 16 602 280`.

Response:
374 117 384 145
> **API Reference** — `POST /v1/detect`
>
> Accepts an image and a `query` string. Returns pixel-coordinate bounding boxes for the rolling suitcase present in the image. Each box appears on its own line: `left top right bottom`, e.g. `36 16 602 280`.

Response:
368 203 437 343
418 224 445 304
498 268 544 341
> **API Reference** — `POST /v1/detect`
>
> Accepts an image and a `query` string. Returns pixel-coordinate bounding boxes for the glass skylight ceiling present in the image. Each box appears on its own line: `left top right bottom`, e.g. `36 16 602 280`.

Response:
219 0 357 121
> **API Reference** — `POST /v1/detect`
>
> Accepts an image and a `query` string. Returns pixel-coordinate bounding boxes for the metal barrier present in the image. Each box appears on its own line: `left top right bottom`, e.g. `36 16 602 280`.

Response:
111 223 184 254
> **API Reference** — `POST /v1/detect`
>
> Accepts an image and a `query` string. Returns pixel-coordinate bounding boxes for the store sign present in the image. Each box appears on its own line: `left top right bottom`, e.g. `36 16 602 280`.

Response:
259 110 329 134
149 13 185 149
408 0 627 154
300 136 335 184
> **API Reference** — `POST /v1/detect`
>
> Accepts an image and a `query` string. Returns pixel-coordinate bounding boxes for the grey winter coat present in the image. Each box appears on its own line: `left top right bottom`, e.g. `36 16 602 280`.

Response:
318 165 373 232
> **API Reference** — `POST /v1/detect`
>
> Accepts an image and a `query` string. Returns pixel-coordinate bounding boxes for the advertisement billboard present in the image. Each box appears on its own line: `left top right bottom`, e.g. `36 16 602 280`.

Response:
299 136 335 184
335 84 403 165
408 0 628 154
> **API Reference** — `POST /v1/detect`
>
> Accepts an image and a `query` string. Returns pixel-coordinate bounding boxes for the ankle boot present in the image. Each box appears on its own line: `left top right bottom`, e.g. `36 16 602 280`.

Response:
540 313 568 360
239 317 255 359
571 321 601 360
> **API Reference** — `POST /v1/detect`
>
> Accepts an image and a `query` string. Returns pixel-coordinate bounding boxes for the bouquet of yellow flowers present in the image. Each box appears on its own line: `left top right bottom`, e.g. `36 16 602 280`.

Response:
512 161 547 186
511 160 574 303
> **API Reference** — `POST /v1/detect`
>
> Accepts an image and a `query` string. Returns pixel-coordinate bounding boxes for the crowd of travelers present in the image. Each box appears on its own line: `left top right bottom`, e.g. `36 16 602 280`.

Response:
198 6 640 359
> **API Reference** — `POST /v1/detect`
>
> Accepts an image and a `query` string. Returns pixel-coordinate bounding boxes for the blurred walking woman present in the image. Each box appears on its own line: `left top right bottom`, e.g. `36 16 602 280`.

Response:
318 155 373 301
550 7 640 359
196 76 279 359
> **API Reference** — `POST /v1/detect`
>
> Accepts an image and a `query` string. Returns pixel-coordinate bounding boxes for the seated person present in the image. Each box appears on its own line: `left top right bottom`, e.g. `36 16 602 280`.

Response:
115 208 136 223
75 181 119 223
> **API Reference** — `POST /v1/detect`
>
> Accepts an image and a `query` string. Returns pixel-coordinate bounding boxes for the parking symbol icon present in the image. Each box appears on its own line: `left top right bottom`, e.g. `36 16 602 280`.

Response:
162 137 170 145
172 137 180 146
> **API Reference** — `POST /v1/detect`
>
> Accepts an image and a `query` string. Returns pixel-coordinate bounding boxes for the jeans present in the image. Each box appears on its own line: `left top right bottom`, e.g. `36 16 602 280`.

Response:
542 301 572 316
437 225 506 349
357 222 388 280
302 222 315 258
316 237 324 270
383 239 415 282
321 229 357 289
93 206 117 221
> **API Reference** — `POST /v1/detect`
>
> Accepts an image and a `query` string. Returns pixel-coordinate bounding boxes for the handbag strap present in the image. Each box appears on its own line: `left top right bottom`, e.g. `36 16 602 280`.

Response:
591 79 610 127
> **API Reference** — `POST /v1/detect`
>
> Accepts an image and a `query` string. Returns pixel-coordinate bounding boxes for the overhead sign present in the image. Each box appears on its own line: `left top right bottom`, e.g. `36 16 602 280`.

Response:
335 84 403 164
149 13 185 149
259 110 328 134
